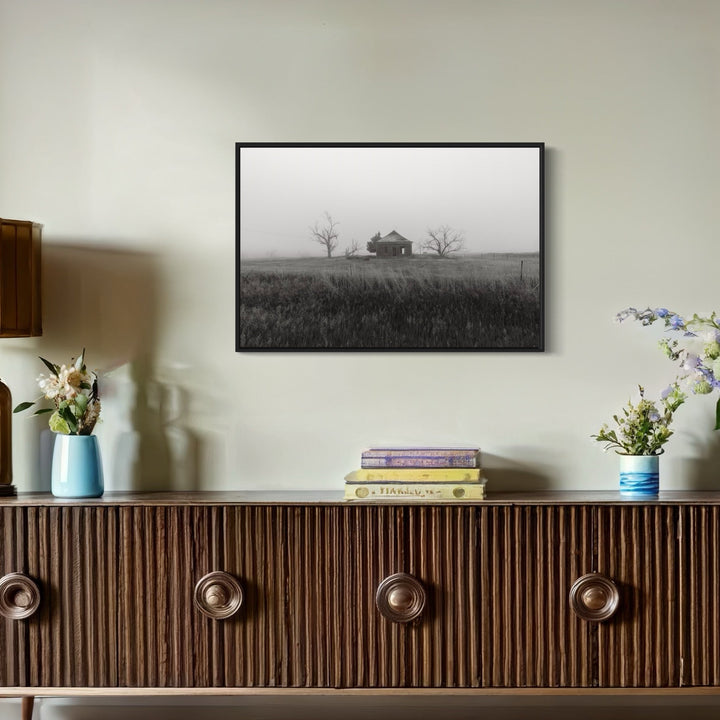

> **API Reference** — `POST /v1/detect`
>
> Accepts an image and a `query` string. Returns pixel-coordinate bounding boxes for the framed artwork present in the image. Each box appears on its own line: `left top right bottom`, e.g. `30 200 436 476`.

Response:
236 142 544 351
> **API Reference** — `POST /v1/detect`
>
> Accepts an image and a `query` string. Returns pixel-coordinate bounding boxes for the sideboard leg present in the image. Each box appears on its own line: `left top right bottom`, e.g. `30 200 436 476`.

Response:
21 697 34 720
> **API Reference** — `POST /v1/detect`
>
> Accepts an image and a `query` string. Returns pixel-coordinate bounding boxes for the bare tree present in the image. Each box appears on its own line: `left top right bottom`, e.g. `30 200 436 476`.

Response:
423 225 465 257
310 212 340 258
344 238 360 258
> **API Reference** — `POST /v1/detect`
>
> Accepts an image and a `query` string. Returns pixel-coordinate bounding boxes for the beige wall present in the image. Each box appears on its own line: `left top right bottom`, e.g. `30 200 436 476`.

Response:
3 0 718 495
0 0 719 714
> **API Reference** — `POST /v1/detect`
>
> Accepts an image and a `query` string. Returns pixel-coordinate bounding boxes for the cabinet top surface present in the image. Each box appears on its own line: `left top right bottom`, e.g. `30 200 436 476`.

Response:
3 490 720 507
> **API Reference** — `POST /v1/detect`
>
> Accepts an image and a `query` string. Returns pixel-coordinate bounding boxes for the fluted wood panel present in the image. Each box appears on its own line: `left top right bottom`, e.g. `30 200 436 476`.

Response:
596 505 680 687
7 497 720 693
405 506 480 687
340 505 406 687
283 505 340 687
46 507 116 686
0 507 28 686
192 506 288 687
479 505 593 687
1 507 117 687
118 506 194 687
679 505 720 686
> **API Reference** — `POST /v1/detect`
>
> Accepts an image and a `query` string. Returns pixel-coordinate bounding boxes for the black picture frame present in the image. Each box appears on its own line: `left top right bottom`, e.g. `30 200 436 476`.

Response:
236 142 544 352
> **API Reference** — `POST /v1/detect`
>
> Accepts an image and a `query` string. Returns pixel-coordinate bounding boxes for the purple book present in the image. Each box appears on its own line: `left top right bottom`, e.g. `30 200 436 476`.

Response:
361 448 481 469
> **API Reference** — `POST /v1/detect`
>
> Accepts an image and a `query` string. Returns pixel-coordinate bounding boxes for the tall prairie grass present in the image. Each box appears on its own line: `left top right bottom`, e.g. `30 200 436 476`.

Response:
239 255 541 349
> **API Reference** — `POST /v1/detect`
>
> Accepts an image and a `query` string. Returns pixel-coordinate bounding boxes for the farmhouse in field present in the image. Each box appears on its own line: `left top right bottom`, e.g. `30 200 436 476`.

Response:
366 230 413 258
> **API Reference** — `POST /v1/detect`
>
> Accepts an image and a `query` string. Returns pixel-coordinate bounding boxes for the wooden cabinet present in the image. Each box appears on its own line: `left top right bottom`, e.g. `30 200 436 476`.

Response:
0 507 28 687
479 504 594 687
341 505 480 688
117 504 480 688
118 505 195 687
2 492 720 701
678 505 720 686
0 505 116 688
595 505 682 687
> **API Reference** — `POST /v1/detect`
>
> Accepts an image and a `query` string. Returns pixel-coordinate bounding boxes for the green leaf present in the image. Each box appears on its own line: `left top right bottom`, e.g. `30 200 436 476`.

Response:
39 356 60 376
49 411 71 434
715 397 720 431
33 408 53 416
60 405 78 433
75 349 85 372
74 394 88 415
13 401 35 413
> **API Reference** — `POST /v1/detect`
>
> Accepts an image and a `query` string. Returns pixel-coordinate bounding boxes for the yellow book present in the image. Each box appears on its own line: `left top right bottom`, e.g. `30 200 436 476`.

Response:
345 468 483 483
344 482 486 501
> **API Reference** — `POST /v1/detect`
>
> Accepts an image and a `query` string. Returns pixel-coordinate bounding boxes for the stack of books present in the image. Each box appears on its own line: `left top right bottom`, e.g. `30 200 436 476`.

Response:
344 447 486 501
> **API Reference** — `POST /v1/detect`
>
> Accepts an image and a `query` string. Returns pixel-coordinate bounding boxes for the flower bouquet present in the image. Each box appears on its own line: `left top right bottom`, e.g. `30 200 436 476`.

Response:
14 349 103 497
617 308 720 429
592 384 685 456
13 349 101 434
592 384 685 496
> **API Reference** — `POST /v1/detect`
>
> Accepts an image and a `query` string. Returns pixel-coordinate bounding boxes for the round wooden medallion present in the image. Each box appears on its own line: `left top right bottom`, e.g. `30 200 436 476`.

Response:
569 573 620 622
194 571 244 620
0 573 41 620
376 572 427 623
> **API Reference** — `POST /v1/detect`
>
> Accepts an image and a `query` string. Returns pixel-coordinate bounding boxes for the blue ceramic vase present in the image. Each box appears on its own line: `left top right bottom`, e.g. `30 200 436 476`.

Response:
618 454 659 497
51 434 104 498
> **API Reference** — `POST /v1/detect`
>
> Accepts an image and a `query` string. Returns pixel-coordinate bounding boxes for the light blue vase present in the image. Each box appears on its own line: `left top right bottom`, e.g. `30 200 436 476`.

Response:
51 434 104 498
619 454 660 497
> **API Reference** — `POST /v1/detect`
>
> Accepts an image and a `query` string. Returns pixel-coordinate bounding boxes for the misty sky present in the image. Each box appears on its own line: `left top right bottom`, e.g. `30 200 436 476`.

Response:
239 145 541 258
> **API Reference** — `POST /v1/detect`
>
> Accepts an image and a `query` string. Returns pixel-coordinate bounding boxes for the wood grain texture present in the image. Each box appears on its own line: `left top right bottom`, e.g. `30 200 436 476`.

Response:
8 685 720 697
8 490 720 507
118 505 194 687
0 507 28 686
4 497 720 694
192 505 288 688
1 507 116 687
0 218 42 338
479 504 593 687
679 504 720 687
21 696 33 720
405 506 480 687
283 505 336 687
595 505 680 687
185 505 481 688
340 505 405 687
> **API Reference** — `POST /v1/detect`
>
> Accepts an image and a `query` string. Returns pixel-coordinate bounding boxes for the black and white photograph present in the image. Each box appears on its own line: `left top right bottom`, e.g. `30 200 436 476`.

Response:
236 143 544 351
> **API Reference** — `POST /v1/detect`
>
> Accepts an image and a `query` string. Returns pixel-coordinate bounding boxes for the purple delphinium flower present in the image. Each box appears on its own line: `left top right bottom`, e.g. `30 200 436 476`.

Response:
669 315 685 329
655 308 670 318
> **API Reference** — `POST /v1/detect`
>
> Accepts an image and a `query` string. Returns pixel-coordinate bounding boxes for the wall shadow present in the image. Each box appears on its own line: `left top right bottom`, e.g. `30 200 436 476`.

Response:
33 242 200 492
685 431 720 491
542 145 557 354
482 452 556 492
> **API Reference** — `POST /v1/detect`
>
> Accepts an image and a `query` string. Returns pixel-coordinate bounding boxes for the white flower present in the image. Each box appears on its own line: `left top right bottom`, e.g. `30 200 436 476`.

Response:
18 350 102 436
681 354 701 372
37 365 92 402
696 326 720 344
37 374 62 400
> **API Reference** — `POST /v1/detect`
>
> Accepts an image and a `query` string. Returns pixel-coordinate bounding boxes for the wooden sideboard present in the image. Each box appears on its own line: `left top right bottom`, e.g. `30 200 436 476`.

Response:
2 491 720 718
